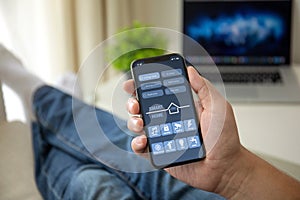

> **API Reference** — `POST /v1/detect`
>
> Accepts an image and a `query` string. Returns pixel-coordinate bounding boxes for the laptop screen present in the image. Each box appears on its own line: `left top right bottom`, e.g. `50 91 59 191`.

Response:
183 0 292 66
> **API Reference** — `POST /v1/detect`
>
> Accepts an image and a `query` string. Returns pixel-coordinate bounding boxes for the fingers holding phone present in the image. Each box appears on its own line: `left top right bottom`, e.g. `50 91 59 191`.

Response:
129 53 206 168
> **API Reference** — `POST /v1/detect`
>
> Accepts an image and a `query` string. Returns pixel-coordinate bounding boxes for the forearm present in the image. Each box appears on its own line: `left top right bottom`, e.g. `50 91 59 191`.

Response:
216 147 300 200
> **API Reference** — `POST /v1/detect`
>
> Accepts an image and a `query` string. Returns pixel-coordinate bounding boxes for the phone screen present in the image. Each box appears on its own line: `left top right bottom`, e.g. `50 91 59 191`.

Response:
131 53 205 168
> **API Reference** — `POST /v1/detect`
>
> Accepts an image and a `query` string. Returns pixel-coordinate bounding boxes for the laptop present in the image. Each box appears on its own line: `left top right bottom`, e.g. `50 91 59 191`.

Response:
183 0 300 103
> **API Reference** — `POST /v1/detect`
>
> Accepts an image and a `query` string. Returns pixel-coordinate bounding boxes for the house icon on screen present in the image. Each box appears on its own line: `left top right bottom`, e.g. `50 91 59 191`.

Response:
166 103 190 115
167 103 180 115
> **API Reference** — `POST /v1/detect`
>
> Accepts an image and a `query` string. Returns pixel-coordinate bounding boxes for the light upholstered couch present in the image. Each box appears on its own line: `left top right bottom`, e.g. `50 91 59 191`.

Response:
0 81 42 200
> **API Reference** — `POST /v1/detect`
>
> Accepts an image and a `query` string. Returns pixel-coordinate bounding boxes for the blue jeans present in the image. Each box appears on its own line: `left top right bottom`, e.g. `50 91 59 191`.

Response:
31 86 225 200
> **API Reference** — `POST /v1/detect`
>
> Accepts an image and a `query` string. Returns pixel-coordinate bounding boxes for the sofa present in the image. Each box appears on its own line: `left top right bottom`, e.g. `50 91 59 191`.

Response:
0 81 42 200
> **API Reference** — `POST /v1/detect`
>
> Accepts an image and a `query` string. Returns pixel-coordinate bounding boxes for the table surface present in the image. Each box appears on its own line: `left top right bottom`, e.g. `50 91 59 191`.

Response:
95 65 300 167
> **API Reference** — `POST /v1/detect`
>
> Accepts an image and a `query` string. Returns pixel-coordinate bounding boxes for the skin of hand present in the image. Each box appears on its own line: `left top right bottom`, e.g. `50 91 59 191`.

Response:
123 66 300 199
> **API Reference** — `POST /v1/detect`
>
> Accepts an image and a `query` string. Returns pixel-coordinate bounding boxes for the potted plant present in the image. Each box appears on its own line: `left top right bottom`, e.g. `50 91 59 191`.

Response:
106 21 168 72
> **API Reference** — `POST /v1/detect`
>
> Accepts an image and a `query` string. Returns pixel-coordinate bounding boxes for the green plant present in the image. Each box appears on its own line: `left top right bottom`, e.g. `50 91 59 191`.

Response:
106 22 168 72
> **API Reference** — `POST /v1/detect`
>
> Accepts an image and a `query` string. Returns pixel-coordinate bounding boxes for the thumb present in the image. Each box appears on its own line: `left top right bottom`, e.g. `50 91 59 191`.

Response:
186 66 227 154
187 66 212 109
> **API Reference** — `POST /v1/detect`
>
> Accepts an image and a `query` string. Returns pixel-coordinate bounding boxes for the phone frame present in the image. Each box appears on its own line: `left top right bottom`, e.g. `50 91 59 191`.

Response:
131 53 206 168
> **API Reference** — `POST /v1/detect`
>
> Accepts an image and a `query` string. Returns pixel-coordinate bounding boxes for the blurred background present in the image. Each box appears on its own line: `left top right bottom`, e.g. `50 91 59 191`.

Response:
1 2 300 195
0 0 182 121
0 0 300 119
0 0 182 83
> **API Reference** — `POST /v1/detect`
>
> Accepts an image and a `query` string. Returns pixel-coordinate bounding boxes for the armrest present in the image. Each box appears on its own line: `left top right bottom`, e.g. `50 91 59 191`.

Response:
0 81 7 123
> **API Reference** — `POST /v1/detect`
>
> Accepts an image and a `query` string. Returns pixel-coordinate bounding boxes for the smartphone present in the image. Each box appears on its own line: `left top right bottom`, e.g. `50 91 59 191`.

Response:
131 53 205 168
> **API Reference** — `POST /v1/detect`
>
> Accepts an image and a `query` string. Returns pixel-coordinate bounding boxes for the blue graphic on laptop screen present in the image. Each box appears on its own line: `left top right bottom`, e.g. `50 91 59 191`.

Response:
183 0 292 66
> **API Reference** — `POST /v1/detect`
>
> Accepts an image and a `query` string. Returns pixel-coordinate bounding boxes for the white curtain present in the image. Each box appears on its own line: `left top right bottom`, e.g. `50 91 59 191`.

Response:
0 0 181 101
0 0 78 82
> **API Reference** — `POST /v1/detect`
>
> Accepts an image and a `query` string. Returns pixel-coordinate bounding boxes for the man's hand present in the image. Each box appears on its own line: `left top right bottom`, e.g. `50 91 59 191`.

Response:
124 67 242 191
123 66 300 199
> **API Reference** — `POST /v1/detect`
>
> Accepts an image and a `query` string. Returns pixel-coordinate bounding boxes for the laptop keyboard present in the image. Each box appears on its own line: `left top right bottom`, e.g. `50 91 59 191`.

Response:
219 72 282 84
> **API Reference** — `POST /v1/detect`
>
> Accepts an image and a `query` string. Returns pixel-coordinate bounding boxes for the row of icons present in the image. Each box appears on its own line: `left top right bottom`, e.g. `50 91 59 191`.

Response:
151 136 201 155
148 119 197 138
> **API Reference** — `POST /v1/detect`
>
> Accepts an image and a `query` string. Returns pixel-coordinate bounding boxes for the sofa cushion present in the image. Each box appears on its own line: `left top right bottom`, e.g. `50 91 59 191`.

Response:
0 121 42 200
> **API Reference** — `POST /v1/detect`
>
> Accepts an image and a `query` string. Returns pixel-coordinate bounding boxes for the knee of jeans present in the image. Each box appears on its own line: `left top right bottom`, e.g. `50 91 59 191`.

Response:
67 166 134 200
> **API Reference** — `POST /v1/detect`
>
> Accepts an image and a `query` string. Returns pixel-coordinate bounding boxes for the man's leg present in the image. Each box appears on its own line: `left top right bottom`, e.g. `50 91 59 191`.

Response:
32 122 141 200
33 85 225 200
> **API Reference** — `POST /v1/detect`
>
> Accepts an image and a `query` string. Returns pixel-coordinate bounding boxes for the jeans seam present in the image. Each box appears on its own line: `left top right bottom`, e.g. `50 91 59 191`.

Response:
56 133 94 159
111 170 149 200
41 167 63 200
36 108 95 160
71 164 147 200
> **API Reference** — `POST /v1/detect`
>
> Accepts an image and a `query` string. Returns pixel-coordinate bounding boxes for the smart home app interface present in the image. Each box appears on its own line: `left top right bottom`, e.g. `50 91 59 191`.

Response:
132 54 205 167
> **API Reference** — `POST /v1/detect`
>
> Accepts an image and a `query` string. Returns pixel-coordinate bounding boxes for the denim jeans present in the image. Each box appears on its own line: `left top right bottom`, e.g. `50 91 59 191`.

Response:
31 85 225 200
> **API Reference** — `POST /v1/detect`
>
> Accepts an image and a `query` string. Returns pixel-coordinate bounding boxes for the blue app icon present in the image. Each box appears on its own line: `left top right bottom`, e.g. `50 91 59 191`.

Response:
164 140 176 153
152 142 164 155
148 125 161 138
175 138 188 151
160 123 173 136
187 136 200 148
184 119 197 132
172 121 184 134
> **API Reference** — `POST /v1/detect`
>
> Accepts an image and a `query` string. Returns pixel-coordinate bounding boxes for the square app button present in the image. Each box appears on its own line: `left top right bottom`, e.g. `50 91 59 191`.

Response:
152 142 165 155
176 138 188 151
184 119 197 132
187 136 200 148
172 121 184 134
160 123 173 136
148 125 161 138
164 140 176 153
